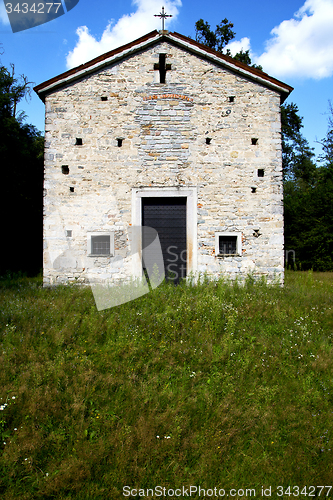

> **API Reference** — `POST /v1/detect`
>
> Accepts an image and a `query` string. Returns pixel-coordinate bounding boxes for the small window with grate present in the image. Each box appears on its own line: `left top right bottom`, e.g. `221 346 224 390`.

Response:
215 232 242 257
219 236 237 255
88 232 114 257
92 235 110 255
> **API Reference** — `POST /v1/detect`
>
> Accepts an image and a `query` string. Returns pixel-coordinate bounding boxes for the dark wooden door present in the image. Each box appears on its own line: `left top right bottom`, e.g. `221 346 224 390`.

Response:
142 197 187 283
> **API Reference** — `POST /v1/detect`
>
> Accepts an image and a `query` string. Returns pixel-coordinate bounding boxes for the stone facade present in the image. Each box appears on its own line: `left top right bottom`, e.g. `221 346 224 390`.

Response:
35 31 293 286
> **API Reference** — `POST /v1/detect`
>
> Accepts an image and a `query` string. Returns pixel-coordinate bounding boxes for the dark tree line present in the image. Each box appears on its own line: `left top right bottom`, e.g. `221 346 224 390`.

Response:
0 60 44 276
283 102 333 271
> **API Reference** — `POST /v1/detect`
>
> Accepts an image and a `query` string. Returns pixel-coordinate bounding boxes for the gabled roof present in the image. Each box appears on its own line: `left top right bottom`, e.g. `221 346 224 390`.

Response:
34 30 293 102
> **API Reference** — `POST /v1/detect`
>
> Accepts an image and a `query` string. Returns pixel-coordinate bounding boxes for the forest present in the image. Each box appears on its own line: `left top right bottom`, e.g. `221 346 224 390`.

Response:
0 20 332 275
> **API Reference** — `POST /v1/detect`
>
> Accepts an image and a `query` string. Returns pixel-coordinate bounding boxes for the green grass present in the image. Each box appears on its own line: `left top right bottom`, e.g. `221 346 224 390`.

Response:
0 271 333 499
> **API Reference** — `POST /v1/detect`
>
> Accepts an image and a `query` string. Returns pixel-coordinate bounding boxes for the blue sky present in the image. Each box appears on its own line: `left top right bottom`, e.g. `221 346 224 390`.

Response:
1 0 333 158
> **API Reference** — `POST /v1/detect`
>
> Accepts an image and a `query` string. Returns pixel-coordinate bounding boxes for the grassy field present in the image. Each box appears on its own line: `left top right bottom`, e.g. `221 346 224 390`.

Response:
0 271 333 499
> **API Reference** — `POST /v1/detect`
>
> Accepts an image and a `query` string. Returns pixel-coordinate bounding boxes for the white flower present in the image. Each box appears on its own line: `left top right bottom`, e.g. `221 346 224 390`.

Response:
12 396 15 400
156 435 160 439
14 428 17 431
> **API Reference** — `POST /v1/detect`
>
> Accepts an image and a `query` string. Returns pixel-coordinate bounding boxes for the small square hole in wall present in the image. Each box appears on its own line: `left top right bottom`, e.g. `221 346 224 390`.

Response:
258 169 264 177
61 165 69 175
70 186 75 193
66 230 72 237
117 138 123 147
206 137 212 145
78 166 84 169
101 96 108 101
251 186 257 193
76 138 83 146
228 96 235 103
251 138 258 145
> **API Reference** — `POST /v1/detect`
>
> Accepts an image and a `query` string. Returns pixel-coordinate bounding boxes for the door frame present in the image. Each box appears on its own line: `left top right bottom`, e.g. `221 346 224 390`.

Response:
131 187 197 279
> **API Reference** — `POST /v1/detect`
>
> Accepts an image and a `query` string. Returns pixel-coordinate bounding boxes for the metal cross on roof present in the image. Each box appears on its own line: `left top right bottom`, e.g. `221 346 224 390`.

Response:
154 6 172 31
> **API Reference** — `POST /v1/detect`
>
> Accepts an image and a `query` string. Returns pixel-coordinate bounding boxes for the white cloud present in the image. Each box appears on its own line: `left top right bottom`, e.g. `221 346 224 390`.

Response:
255 0 333 79
0 2 10 25
66 0 181 69
225 37 251 57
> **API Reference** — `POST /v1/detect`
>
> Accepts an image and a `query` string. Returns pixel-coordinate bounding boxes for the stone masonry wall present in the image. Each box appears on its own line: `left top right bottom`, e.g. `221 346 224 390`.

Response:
43 40 284 286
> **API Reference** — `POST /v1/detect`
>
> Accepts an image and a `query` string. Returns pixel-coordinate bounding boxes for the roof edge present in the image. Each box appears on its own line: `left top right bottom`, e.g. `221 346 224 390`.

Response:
34 30 160 101
34 30 293 102
170 32 293 99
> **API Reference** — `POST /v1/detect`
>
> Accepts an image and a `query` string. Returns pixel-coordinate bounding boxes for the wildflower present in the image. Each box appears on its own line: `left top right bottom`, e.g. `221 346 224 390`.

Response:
12 396 15 400
156 435 160 439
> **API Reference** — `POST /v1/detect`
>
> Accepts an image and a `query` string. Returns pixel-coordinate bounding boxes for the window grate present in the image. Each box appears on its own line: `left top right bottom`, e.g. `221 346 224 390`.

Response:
91 235 110 255
219 236 237 255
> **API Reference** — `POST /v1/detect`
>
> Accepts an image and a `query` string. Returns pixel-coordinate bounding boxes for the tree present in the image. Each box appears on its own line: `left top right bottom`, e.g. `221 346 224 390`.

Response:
284 102 333 271
0 61 44 276
194 18 262 70
281 103 316 185
317 100 333 170
195 18 235 52
0 64 32 121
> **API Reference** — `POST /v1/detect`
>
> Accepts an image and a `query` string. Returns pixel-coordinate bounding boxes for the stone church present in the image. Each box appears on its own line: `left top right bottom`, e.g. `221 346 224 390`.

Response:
35 29 293 288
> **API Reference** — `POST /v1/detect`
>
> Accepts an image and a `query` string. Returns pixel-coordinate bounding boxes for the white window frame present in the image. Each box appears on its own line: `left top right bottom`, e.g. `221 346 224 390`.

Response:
215 232 242 257
87 232 114 257
131 186 198 278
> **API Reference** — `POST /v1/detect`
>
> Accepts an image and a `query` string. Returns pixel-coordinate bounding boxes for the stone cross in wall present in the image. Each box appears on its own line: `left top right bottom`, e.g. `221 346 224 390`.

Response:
154 6 172 31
